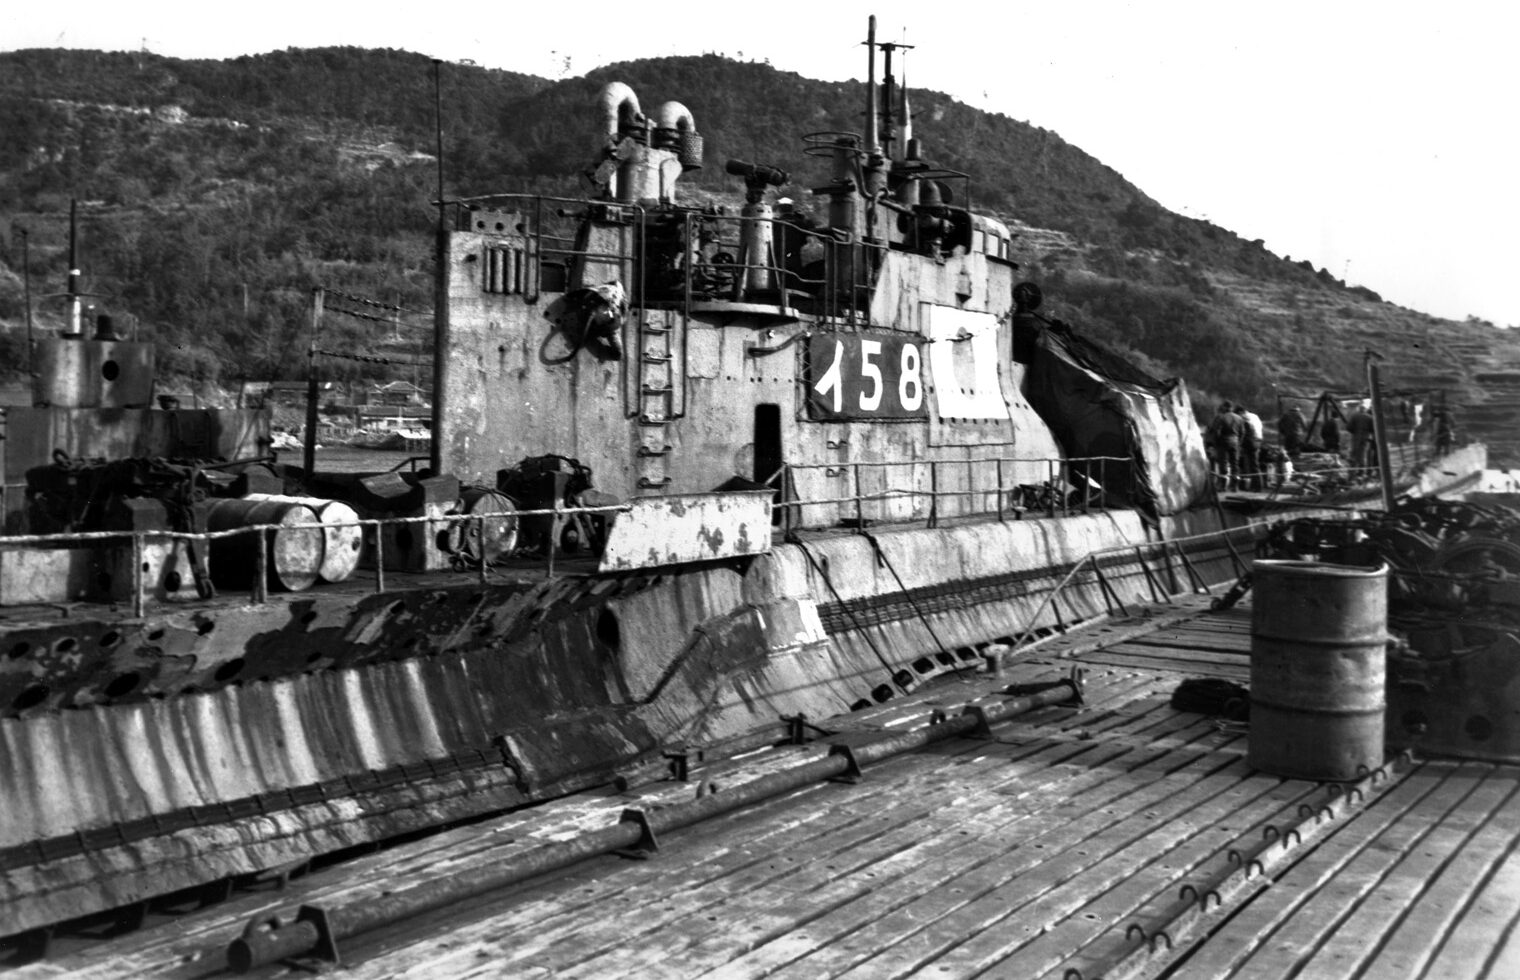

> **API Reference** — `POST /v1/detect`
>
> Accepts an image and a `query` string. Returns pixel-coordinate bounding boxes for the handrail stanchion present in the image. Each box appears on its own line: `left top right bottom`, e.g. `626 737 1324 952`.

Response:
132 533 146 618
996 458 1005 523
1008 553 1091 654
781 464 793 537
1136 543 1166 604
373 521 386 594
968 458 975 520
253 527 269 605
854 462 864 531
1100 457 1108 511
928 460 939 528
1082 459 1091 515
1047 459 1057 518
548 500 560 579
477 513 489 586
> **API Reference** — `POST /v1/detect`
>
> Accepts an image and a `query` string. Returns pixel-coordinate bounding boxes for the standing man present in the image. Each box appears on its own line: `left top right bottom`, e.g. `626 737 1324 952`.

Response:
1348 400 1377 479
1278 404 1308 457
1435 409 1456 456
1207 401 1246 490
1321 412 1342 455
1237 403 1264 490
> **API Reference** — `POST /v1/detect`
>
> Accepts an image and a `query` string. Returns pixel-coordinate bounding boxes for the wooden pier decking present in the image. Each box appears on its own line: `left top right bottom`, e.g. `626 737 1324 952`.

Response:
18 596 1520 979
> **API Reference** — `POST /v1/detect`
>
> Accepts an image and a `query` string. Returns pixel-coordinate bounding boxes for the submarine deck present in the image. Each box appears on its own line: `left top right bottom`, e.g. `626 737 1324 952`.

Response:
18 596 1520 979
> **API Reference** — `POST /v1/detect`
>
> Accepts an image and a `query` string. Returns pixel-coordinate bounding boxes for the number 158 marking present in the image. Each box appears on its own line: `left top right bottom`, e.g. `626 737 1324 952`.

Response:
814 339 924 414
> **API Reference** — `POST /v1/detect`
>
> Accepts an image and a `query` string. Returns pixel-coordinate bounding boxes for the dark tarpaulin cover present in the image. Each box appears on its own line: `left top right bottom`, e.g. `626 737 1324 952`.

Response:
1026 321 1210 517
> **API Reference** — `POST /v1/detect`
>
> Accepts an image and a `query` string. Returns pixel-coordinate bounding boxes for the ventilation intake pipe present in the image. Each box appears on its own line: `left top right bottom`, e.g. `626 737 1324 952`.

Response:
653 101 703 172
598 81 644 139
594 83 647 202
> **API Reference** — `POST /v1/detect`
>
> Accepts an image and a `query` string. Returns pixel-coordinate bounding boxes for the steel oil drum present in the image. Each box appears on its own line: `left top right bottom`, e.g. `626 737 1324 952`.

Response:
1248 559 1388 780
245 494 363 582
203 499 323 593
452 488 518 563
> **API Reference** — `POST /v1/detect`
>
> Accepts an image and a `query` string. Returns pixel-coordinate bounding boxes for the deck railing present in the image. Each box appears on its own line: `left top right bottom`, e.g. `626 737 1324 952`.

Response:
777 453 1132 532
450 193 880 323
0 503 628 615
1 454 1134 609
1004 523 1257 659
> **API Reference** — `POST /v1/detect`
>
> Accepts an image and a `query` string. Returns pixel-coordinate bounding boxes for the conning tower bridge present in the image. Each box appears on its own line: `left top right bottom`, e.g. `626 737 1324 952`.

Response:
434 19 1056 530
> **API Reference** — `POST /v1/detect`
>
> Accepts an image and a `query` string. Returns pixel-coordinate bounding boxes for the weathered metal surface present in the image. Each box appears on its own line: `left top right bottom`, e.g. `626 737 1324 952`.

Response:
1 406 269 531
454 488 517 563
0 547 106 605
244 494 362 583
0 550 850 933
1248 559 1388 781
225 677 1084 971
0 493 1250 942
1259 500 1520 766
201 499 323 592
598 491 772 571
1388 630 1520 764
20 590 1520 978
31 337 155 409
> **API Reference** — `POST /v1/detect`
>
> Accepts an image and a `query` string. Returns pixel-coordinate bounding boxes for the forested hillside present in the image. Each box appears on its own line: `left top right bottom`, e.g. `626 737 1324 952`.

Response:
2 45 1516 457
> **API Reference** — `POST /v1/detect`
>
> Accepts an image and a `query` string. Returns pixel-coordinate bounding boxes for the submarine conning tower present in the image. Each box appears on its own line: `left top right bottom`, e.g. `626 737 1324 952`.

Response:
431 15 1202 529
0 203 270 605
28 200 156 412
30 312 155 412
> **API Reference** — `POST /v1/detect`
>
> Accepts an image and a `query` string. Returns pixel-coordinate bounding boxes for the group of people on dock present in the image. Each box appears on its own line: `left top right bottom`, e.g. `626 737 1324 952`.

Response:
1203 402 1259 491
1205 395 1458 492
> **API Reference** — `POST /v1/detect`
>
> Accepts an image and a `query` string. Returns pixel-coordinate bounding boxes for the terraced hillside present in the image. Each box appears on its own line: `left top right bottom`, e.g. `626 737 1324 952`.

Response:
2 47 1515 467
1206 270 1520 466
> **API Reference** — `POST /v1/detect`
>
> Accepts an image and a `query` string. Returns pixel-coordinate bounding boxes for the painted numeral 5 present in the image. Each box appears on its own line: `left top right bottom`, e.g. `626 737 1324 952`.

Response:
859 340 883 411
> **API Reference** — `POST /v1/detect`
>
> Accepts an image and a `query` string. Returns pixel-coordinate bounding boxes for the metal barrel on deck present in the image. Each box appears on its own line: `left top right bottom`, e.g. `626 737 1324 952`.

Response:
450 488 518 563
244 494 363 582
1248 559 1388 780
202 499 324 593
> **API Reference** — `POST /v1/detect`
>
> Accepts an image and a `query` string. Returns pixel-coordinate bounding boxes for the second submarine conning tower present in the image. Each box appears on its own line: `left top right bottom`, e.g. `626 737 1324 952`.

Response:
589 81 704 204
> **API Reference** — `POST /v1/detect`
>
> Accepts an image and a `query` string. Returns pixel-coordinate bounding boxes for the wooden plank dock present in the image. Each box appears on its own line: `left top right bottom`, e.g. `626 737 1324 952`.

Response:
17 595 1520 979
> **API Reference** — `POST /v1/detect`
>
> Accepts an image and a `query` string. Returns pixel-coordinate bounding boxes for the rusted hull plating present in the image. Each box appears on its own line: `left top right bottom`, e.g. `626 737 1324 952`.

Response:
0 509 1248 937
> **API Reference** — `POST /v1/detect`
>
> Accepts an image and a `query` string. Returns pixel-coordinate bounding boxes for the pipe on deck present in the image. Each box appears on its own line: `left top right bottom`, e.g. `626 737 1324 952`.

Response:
226 674 1083 971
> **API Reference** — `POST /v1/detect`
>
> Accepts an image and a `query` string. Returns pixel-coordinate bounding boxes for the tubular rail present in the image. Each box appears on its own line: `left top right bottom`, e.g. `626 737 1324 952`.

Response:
0 502 628 612
783 453 1129 532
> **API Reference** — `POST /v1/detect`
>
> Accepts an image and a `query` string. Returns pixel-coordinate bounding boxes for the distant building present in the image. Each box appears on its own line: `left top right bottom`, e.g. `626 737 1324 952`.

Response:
355 404 432 427
252 380 345 406
366 381 429 407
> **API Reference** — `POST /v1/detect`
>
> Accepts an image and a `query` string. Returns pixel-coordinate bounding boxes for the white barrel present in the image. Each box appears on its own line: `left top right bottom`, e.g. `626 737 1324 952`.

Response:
245 494 363 583
203 499 322 592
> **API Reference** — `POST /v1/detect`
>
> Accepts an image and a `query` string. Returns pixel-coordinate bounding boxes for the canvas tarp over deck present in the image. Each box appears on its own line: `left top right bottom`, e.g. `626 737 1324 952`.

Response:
1026 321 1209 517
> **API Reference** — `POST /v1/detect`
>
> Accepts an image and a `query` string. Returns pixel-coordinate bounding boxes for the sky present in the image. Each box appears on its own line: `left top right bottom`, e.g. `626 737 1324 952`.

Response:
8 0 1517 327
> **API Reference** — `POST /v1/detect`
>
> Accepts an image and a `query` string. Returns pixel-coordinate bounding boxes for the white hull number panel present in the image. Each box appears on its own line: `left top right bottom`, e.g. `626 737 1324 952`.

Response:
922 305 1012 421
